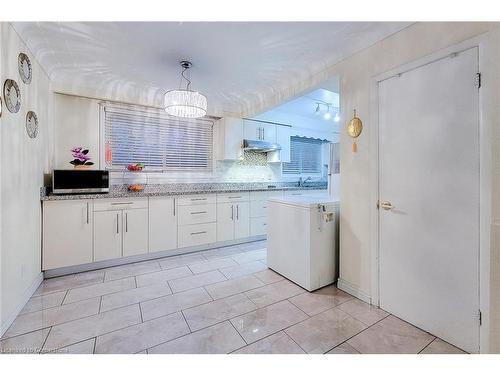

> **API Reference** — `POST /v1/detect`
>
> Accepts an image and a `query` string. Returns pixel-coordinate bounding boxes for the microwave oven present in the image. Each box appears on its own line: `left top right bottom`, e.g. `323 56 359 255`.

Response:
52 169 109 194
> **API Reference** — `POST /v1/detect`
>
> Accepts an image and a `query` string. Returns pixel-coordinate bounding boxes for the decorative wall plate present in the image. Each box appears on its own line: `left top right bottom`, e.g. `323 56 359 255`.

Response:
18 53 32 84
3 79 21 113
26 111 39 138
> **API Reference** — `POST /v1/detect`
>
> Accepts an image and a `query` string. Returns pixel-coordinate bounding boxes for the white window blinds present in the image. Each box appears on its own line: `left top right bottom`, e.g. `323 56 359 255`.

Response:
104 105 214 172
283 136 323 174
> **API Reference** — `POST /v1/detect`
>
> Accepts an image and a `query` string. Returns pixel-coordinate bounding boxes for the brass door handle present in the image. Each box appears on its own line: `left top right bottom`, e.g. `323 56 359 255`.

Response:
378 201 395 210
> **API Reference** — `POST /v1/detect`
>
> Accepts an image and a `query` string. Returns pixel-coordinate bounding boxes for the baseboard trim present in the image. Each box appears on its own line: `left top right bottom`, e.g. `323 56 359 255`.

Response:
0 272 43 337
44 235 267 278
337 278 372 304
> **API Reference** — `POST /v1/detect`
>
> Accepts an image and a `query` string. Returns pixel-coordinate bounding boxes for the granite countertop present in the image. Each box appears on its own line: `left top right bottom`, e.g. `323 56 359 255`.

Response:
41 182 328 201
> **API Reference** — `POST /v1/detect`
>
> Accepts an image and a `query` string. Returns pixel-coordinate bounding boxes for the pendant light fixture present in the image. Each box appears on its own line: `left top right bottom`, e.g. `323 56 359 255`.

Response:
164 61 207 118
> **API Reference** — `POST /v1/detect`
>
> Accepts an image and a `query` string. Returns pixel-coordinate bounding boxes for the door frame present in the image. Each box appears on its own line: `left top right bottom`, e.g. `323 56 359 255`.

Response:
369 35 491 353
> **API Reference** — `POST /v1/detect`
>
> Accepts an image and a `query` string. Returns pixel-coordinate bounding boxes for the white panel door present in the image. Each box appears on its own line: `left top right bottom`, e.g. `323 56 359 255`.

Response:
94 210 122 261
378 47 479 353
43 200 93 270
217 202 235 242
149 197 177 252
122 208 149 257
234 202 250 239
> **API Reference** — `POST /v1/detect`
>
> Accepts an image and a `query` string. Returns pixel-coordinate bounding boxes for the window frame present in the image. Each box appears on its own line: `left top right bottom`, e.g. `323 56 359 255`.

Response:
282 136 325 176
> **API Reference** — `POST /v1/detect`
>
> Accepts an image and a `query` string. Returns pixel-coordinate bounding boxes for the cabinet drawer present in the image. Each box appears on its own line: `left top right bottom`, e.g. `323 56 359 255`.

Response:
250 199 268 218
178 204 216 225
93 198 148 211
250 217 268 236
250 190 283 201
217 192 249 203
284 190 304 196
177 194 216 206
178 223 216 248
303 189 328 196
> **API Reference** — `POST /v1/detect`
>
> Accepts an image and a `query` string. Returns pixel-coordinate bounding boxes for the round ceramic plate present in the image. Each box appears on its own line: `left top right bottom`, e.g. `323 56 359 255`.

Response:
3 79 21 113
26 111 38 138
18 53 32 84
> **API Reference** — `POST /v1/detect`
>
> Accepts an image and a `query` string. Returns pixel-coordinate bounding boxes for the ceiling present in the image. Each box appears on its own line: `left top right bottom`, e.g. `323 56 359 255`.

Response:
13 22 410 115
270 87 340 119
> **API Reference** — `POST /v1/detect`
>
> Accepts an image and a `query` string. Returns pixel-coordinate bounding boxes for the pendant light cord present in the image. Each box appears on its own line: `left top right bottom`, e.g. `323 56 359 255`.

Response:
180 65 192 91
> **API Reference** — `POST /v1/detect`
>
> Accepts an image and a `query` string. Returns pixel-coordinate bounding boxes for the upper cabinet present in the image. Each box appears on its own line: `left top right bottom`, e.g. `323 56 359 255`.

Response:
215 117 244 161
243 119 277 143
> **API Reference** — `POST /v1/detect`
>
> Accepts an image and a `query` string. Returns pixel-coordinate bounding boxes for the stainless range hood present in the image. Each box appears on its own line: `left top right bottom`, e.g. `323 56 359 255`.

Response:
242 139 282 153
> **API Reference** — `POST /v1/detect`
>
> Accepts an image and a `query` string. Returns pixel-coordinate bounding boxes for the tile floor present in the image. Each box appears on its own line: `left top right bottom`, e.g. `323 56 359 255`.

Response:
0 240 466 354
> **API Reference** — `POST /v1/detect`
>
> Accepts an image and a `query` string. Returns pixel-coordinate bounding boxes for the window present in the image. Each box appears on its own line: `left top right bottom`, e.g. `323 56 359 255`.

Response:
283 136 324 174
104 104 214 172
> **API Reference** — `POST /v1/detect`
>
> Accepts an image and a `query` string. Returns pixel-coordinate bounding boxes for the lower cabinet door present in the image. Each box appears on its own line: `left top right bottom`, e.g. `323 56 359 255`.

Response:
43 200 93 270
250 216 268 236
234 202 250 239
149 197 177 253
94 210 122 261
216 202 235 242
123 208 149 257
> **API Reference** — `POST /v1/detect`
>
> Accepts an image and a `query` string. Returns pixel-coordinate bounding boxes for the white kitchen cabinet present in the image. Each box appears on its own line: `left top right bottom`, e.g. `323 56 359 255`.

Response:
216 202 235 242
216 117 243 160
149 197 177 253
178 204 217 225
234 201 250 239
122 208 149 257
216 200 250 241
276 126 292 163
94 210 122 262
178 223 217 248
43 200 93 270
243 120 276 143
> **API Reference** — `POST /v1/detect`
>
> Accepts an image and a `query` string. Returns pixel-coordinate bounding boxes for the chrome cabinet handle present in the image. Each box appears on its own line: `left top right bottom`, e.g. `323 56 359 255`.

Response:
228 196 242 199
116 213 119 234
111 202 133 205
125 212 128 232
190 231 207 235
191 197 207 201
231 205 234 220
86 202 90 224
190 211 207 215
378 201 395 210
263 127 265 140
173 198 176 216
236 205 239 220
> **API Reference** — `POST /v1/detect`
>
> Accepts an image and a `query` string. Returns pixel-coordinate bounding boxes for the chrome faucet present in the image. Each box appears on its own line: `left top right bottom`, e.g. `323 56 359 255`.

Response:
298 177 312 187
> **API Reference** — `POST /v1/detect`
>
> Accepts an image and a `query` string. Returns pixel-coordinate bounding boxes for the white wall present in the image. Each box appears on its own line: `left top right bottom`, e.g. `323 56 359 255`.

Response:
0 23 52 335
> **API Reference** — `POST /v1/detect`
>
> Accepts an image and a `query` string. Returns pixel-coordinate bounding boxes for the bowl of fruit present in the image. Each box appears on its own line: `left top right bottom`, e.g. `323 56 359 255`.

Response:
127 163 144 172
128 184 145 192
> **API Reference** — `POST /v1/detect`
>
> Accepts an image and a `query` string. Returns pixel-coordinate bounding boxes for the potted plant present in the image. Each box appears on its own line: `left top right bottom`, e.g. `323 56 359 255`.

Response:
70 147 94 169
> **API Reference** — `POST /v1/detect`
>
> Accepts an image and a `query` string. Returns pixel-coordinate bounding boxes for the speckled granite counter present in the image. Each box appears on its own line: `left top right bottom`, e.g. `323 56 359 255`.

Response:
41 182 328 201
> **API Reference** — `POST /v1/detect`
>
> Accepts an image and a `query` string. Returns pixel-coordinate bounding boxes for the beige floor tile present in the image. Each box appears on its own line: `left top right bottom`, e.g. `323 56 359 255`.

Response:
159 253 207 270
231 249 267 264
202 245 244 260
234 331 305 354
231 300 308 344
219 260 267 279
347 315 434 354
44 338 96 354
135 266 193 288
34 270 105 296
183 293 257 331
285 307 367 353
288 285 353 316
100 283 172 312
43 304 142 350
104 261 161 282
326 342 360 354
187 257 238 274
148 321 246 354
168 270 226 293
205 275 264 300
20 290 67 315
238 241 267 252
95 312 189 354
64 277 136 304
4 297 100 338
140 287 212 321
420 338 467 354
0 328 50 354
337 299 389 326
245 279 305 308
253 269 284 284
